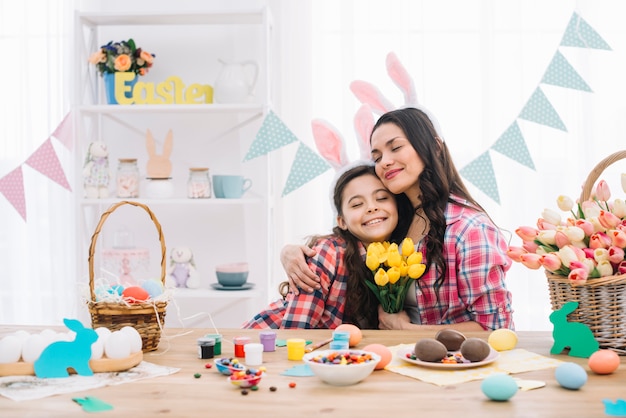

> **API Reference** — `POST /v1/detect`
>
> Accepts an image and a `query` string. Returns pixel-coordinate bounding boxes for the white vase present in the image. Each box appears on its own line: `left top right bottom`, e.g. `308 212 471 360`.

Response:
145 178 174 199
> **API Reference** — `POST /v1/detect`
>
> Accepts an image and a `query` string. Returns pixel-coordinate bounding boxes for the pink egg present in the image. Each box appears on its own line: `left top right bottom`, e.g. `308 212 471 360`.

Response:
588 349 620 375
122 286 149 303
363 343 392 370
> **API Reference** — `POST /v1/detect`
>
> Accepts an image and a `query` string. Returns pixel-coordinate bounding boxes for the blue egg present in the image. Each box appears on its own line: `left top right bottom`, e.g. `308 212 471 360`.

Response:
555 362 587 390
108 284 124 296
481 373 518 401
141 280 163 298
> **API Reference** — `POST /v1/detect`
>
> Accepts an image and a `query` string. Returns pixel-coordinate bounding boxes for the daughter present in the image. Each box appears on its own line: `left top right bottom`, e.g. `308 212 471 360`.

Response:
242 163 412 329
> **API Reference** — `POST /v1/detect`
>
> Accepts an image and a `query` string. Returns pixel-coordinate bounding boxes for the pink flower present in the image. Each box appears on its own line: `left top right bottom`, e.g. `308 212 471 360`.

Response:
610 229 626 248
516 226 538 242
598 210 622 229
608 246 625 264
582 201 601 218
554 230 570 248
595 180 611 201
574 219 595 237
618 261 626 275
536 219 557 230
520 253 542 269
568 267 588 285
522 241 539 253
506 247 526 263
540 253 562 271
589 231 612 249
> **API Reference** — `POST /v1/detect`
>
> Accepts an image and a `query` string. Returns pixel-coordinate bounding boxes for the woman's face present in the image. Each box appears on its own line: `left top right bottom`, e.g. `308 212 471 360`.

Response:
370 122 424 201
336 173 398 245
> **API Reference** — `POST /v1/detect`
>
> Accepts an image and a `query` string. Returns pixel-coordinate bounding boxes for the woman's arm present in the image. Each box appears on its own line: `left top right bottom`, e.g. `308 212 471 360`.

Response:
377 307 484 331
281 244 320 295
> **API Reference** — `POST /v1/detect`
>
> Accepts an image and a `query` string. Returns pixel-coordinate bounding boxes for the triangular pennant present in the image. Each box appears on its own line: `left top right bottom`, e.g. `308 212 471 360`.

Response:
244 111 299 161
491 121 536 170
518 87 567 131
459 151 500 204
541 51 592 92
0 166 27 221
281 142 331 196
24 138 72 191
560 12 611 50
51 111 73 150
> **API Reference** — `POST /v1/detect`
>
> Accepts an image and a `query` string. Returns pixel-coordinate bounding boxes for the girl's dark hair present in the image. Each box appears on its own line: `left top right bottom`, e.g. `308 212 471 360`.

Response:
372 107 486 295
306 163 412 329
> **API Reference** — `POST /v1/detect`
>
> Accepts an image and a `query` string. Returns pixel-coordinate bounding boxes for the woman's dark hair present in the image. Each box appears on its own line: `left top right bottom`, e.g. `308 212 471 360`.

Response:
371 107 486 295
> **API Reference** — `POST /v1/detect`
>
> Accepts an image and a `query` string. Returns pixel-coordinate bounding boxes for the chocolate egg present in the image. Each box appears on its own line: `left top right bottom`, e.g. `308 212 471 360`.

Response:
414 338 448 362
460 338 491 362
435 329 466 351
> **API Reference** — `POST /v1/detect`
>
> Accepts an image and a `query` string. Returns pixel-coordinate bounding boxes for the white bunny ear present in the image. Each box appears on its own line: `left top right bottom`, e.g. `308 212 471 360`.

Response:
311 119 349 171
353 104 374 160
350 80 394 115
386 52 417 105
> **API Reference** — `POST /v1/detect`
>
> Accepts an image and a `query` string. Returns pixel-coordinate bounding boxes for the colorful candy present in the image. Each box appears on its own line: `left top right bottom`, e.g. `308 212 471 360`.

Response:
307 351 376 365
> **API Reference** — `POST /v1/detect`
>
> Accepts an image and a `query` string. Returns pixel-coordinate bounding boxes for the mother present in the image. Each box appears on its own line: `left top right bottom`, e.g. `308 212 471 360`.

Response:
282 107 514 331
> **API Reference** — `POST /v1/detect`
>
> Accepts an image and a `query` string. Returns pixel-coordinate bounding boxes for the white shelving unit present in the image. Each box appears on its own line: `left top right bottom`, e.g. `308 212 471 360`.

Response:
73 8 274 328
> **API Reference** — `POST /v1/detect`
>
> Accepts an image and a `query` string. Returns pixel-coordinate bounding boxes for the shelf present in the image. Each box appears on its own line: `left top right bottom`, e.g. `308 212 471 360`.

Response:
79 104 266 115
172 287 261 299
80 197 264 206
77 10 266 27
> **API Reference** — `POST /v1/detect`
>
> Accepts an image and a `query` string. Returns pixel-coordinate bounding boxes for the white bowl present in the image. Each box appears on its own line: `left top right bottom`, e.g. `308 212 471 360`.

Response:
215 262 249 273
302 349 380 386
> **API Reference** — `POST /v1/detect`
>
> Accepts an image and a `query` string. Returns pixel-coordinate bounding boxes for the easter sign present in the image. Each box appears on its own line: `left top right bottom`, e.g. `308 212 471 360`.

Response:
111 72 213 105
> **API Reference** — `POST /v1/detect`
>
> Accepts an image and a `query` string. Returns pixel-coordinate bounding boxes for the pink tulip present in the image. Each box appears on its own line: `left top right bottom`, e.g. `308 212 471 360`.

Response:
574 219 594 237
536 219 557 230
516 226 539 242
569 260 586 271
583 248 596 259
608 246 625 264
554 231 570 248
522 241 539 253
595 180 611 202
598 210 622 229
589 232 612 249
610 229 626 248
568 267 588 285
520 253 542 269
507 246 526 263
540 253 562 271
618 261 626 275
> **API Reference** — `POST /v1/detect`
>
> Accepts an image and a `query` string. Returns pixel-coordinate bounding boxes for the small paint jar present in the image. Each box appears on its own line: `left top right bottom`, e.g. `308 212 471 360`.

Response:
204 333 222 355
332 330 351 342
197 337 215 359
286 338 306 361
233 336 251 358
329 340 349 350
244 343 264 366
259 331 276 352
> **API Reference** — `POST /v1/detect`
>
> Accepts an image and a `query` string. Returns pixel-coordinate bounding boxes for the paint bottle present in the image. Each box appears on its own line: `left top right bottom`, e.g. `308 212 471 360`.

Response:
197 337 215 359
286 338 306 361
204 333 222 355
244 343 264 366
233 336 251 358
259 331 276 352
331 330 350 350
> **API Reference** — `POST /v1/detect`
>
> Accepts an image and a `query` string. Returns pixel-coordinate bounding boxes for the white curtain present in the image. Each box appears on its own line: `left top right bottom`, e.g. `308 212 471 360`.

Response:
0 0 75 325
275 0 626 330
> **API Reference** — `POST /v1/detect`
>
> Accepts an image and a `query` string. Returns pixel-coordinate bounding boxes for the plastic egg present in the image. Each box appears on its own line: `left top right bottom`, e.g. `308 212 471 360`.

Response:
481 373 518 401
363 344 392 370
488 329 518 351
141 280 163 298
91 337 104 360
122 286 149 303
336 324 362 347
588 350 620 375
0 335 23 363
555 362 587 390
120 326 143 353
104 331 131 359
12 330 31 344
109 284 124 296
21 334 49 363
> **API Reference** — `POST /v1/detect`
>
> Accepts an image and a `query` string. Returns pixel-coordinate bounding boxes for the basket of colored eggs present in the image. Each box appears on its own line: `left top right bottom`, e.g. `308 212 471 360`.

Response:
302 350 381 386
228 369 264 388
214 357 246 376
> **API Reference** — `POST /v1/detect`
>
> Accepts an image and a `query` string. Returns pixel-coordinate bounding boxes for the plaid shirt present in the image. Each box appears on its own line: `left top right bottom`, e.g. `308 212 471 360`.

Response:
242 236 359 329
405 195 514 330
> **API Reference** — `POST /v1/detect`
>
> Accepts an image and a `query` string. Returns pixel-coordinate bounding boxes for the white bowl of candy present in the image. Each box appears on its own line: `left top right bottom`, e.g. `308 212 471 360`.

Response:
302 349 380 386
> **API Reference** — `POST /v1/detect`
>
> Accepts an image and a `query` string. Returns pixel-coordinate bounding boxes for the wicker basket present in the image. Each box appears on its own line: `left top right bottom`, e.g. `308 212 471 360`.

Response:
87 201 167 352
546 150 626 355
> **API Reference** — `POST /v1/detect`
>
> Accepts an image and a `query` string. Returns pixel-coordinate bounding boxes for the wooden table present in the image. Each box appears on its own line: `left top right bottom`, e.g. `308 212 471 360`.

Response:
1 327 624 417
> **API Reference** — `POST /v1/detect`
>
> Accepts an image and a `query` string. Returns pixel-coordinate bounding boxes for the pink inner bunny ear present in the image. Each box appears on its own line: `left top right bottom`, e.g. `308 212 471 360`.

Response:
350 80 394 115
354 104 374 160
311 119 348 170
386 52 417 105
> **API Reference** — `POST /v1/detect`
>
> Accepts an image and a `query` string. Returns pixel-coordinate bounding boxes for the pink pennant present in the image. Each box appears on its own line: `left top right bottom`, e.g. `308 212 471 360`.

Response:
0 166 27 221
51 111 73 149
25 138 72 191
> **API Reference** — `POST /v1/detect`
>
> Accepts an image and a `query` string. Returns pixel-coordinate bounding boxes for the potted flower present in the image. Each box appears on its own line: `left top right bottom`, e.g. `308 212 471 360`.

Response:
88 39 155 104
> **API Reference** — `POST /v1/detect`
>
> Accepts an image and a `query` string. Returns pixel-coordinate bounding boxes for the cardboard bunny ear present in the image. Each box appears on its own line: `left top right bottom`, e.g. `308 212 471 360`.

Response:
312 119 349 170
353 104 374 160
162 129 174 157
386 52 417 105
350 80 394 115
145 129 156 156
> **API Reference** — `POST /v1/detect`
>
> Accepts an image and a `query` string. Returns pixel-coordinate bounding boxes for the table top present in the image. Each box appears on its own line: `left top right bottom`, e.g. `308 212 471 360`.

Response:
0 327 624 417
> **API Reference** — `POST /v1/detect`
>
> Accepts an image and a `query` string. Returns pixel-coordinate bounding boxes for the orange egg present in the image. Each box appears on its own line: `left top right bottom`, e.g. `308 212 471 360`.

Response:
122 286 149 303
363 343 392 370
588 349 620 375
336 323 362 347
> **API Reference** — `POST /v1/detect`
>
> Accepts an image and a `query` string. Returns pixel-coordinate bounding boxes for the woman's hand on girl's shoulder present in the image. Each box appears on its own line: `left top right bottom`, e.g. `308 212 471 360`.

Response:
281 244 320 295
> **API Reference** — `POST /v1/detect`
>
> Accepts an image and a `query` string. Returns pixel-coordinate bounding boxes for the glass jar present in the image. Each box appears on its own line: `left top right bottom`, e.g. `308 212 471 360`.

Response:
116 158 140 198
187 167 211 198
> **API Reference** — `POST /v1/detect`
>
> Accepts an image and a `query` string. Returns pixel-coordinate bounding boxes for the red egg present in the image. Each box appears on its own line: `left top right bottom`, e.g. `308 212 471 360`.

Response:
363 343 392 370
122 286 149 303
336 324 362 347
588 349 620 375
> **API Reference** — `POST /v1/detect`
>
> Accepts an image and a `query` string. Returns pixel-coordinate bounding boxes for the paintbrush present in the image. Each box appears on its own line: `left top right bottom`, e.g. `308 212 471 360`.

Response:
305 337 333 353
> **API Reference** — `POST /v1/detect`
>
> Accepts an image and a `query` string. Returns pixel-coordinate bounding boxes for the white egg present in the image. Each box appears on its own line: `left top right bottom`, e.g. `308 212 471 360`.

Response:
95 327 112 341
21 334 49 363
12 330 30 344
104 331 131 359
0 335 23 363
91 338 104 360
120 326 143 353
40 329 57 339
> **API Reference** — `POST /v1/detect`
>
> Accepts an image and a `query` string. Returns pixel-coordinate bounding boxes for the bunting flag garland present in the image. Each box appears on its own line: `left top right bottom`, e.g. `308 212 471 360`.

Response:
244 110 299 161
459 152 500 204
491 121 535 170
282 142 332 196
560 12 612 50
541 51 592 92
518 87 567 132
0 112 73 221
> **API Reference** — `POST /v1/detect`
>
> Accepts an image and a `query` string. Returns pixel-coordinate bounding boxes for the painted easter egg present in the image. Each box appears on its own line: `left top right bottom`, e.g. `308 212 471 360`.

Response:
336 324 362 347
122 286 149 303
555 362 588 390
488 329 518 351
588 350 620 375
481 373 518 401
363 344 392 370
141 280 163 298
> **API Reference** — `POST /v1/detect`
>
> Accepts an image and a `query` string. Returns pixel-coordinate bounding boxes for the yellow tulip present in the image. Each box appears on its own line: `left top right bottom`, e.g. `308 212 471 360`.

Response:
374 269 389 286
399 261 408 277
387 266 401 284
401 237 415 257
408 263 426 279
407 251 423 265
387 244 402 267
366 254 380 271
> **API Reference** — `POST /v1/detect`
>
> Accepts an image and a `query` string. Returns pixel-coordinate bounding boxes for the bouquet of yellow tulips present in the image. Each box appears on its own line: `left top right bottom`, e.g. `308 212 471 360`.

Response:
364 237 427 313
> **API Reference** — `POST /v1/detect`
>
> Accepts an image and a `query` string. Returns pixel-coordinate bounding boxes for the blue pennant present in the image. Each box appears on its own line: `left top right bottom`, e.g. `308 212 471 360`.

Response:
560 12 611 50
541 51 592 92
491 121 535 170
459 151 500 204
282 143 331 196
518 87 567 131
244 110 299 162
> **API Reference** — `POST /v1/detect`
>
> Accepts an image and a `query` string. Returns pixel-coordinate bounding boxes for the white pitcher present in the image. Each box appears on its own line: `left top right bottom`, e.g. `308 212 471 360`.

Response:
213 59 259 103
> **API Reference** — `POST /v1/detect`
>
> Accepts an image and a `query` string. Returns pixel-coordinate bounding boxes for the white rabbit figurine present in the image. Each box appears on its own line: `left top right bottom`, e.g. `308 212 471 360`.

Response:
168 246 200 289
145 129 173 179
83 141 110 198
33 318 99 378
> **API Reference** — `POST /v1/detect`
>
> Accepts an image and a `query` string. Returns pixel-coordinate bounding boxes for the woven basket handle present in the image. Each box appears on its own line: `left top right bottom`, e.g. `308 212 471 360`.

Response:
579 150 626 202
88 201 166 302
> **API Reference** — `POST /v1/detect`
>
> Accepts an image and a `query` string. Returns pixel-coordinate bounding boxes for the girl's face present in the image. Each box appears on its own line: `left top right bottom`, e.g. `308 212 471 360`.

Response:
370 122 424 202
336 173 398 245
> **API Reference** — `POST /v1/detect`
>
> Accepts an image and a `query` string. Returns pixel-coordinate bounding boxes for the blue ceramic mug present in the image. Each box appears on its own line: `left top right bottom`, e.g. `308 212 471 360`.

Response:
213 175 252 198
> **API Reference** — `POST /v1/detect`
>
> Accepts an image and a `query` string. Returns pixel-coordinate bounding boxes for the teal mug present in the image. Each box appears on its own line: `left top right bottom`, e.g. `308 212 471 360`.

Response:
213 175 252 198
